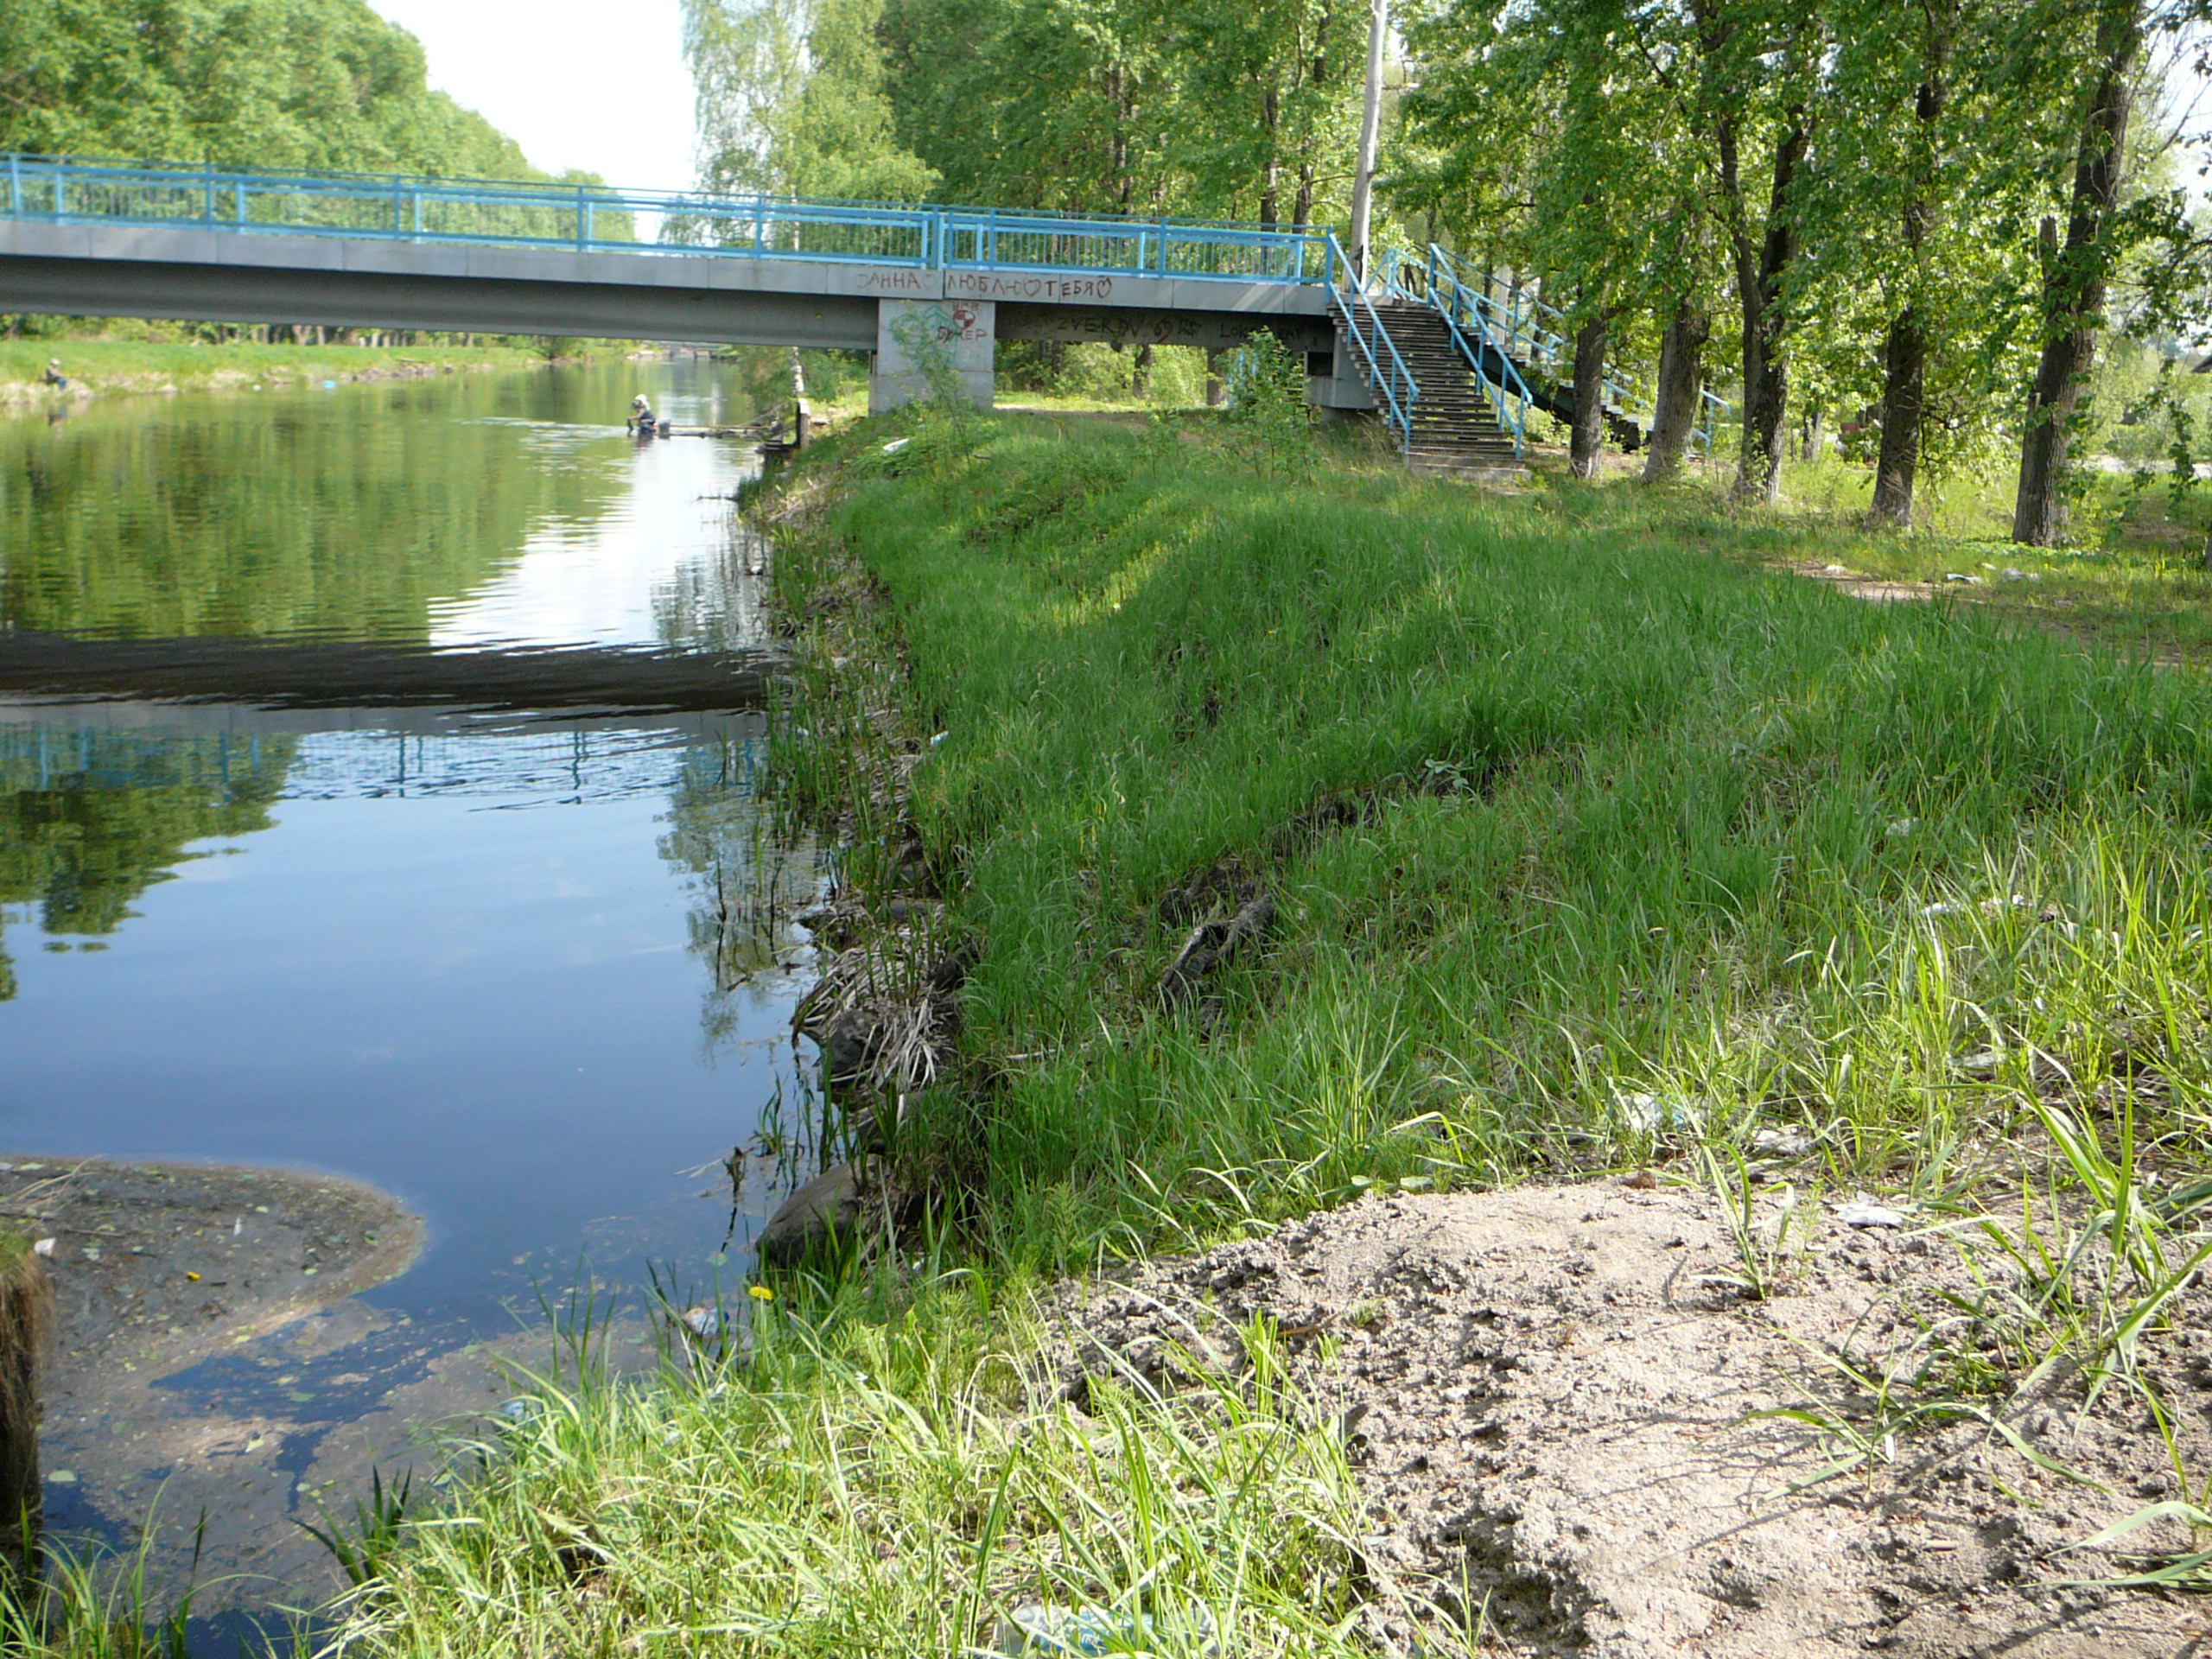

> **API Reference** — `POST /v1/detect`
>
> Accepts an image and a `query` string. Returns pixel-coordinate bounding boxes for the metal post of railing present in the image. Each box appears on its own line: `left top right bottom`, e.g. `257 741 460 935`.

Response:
54 159 67 224
7 154 19 219
575 184 586 251
582 199 594 248
233 179 245 227
413 188 423 239
391 175 403 235
753 196 765 255
202 161 213 225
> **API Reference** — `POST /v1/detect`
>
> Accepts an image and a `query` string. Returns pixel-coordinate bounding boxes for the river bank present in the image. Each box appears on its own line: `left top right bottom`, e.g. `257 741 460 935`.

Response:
0 339 635 408
232 408 2212 1656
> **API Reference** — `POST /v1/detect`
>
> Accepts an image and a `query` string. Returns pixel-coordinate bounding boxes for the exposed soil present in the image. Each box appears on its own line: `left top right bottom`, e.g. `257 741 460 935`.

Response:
1052 1179 2212 1657
1787 559 1941 604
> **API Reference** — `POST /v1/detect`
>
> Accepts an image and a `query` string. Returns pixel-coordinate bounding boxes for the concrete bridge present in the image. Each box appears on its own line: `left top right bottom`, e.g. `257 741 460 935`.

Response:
0 155 1373 416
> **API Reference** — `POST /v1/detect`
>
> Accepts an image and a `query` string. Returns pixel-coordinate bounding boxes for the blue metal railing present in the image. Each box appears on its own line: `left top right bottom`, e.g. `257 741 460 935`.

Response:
1372 245 1534 458
1417 250 1729 457
1325 236 1418 454
0 153 1332 284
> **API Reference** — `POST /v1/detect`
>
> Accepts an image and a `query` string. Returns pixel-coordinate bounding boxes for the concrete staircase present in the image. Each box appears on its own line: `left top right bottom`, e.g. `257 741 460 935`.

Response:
1370 301 1523 476
1331 296 1521 478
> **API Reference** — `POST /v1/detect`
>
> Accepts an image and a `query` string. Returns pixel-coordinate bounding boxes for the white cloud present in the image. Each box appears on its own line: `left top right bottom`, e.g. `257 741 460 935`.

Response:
370 0 700 194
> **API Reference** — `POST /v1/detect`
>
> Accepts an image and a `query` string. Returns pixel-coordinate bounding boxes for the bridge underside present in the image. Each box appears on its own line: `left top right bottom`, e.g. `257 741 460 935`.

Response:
0 221 1367 413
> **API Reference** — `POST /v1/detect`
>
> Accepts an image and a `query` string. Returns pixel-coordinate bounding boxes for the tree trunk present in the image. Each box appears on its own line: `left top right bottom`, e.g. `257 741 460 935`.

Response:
1870 308 1927 525
2013 0 2139 546
1347 0 1387 272
1872 47 1950 528
1726 109 1807 504
1643 298 1710 483
1259 90 1281 226
1134 342 1154 398
1569 311 1610 480
1205 349 1226 406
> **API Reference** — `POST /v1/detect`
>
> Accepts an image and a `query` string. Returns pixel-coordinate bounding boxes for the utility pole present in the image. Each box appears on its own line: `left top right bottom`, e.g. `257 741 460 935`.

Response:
1347 0 1388 280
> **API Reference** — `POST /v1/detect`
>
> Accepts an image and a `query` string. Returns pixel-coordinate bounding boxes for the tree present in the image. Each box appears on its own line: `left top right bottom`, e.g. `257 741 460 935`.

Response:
1402 0 1719 480
0 0 540 178
689 0 938 201
2014 0 2147 544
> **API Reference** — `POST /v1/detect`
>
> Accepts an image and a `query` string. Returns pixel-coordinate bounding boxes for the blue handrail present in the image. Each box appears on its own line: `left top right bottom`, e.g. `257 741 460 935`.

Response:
0 153 1331 284
1390 244 1732 457
1377 246 1533 459
1325 235 1419 454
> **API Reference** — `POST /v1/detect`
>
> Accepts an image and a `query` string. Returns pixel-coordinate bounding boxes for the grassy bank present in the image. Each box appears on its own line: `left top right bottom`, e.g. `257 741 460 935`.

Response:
29 411 2212 1652
0 338 626 405
766 416 2212 1274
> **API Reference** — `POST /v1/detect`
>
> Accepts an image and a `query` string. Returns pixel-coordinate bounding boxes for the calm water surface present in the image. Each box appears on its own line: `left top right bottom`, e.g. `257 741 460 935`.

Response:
0 358 817 1619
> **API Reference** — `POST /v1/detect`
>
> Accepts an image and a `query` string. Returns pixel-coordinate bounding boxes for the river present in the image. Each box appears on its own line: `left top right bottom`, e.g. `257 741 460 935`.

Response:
0 354 819 1638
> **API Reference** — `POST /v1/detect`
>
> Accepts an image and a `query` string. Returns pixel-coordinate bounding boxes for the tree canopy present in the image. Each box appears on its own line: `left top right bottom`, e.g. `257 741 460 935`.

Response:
0 0 542 178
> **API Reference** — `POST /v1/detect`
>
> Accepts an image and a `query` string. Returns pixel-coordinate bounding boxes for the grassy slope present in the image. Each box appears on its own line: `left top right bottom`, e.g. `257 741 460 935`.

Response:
63 413 2212 1656
786 416 2212 1274
1757 451 2212 661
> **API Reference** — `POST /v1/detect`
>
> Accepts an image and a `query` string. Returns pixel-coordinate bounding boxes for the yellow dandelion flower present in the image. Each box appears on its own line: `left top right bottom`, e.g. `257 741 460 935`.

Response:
747 1284 774 1301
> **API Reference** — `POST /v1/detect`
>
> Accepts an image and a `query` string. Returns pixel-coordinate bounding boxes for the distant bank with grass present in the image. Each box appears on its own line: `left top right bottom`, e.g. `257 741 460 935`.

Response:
0 335 636 407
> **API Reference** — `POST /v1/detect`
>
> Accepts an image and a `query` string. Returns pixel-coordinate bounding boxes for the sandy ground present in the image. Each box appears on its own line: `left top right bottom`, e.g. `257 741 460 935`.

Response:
0 1157 535 1612
1053 1179 2212 1658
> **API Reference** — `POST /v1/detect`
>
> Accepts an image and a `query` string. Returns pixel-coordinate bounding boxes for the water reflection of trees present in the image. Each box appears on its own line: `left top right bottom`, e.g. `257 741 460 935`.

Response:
656 735 817 1046
0 728 293 1000
651 516 769 655
0 373 629 644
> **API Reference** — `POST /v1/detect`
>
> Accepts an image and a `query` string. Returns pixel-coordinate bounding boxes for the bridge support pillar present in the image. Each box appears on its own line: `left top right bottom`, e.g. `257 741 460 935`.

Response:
870 297 995 414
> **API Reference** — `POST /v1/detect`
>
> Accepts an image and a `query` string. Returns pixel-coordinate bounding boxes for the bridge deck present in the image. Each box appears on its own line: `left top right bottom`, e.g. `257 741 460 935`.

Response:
0 154 1363 411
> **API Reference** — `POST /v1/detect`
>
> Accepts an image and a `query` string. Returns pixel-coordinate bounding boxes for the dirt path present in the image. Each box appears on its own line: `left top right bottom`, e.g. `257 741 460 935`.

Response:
1055 1180 2212 1657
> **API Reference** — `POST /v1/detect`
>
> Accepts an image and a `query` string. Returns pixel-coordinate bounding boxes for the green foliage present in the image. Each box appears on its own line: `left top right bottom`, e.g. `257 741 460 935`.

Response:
686 0 938 200
1223 327 1310 461
321 1287 1370 1656
886 304 974 423
877 0 1382 226
0 0 539 177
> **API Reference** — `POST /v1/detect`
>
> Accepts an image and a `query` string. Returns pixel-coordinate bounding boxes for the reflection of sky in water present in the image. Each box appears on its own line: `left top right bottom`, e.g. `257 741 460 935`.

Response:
0 362 808 1322
430 386 757 652
0 360 817 1638
0 764 805 1322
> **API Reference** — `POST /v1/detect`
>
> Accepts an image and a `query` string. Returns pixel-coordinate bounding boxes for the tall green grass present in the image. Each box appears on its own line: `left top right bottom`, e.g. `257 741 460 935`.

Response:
325 1284 1373 1658
778 414 2212 1271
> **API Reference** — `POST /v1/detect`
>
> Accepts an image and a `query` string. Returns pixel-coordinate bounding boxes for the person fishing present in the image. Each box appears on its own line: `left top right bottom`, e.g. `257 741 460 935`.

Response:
628 393 658 435
39 359 67 391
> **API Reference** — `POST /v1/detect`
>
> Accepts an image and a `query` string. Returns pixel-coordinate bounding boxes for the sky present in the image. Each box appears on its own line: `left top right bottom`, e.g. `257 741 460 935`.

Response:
370 0 702 194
